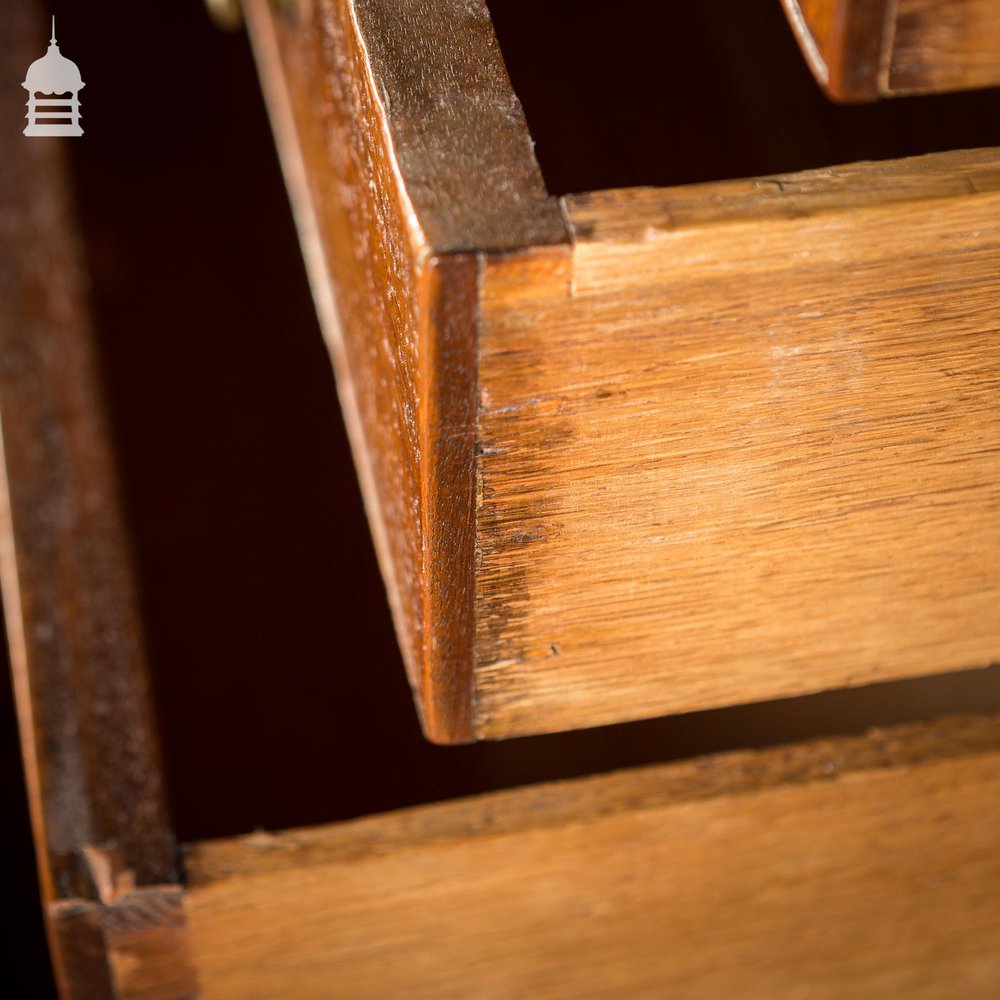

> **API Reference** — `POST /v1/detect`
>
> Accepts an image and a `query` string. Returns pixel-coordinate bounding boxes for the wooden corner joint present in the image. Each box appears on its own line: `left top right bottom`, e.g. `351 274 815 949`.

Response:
244 0 568 743
780 0 897 102
49 865 195 1000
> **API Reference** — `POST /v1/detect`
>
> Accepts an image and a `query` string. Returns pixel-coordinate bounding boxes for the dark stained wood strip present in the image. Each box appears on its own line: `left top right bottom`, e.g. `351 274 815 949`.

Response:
350 0 566 253
0 0 177 988
566 147 1000 239
245 0 430 706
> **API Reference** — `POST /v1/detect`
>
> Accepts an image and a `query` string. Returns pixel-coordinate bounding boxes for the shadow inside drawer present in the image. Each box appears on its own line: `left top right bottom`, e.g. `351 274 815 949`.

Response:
487 0 1000 195
63 0 1000 843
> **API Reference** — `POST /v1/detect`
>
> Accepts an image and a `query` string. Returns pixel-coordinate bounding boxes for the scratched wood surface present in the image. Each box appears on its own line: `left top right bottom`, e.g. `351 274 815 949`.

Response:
781 0 1000 100
243 0 565 742
181 711 1000 999
475 149 1000 739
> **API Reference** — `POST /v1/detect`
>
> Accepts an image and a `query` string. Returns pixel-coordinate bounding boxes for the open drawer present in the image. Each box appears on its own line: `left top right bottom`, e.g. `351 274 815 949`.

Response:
245 0 1000 742
4 1 1000 995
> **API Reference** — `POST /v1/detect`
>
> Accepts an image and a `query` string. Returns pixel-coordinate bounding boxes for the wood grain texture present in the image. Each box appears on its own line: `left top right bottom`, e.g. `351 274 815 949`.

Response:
0 9 191 995
184 711 1000 998
0 5 178 992
346 0 566 253
782 0 1000 99
475 149 1000 739
890 0 1000 95
251 0 1000 742
244 0 566 741
50 888 196 1000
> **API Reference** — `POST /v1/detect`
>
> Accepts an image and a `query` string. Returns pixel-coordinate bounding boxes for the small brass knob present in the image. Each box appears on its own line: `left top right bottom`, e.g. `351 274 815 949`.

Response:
205 0 243 31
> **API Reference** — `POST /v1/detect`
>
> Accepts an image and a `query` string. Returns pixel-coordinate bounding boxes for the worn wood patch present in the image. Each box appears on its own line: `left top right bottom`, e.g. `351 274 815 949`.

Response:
475 150 1000 738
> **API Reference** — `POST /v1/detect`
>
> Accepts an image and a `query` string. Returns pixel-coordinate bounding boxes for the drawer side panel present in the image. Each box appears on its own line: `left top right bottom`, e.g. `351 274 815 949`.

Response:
476 151 1000 738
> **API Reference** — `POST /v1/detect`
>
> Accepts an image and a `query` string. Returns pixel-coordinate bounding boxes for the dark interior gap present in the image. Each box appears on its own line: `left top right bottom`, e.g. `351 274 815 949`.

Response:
486 0 1000 195
0 608 57 996
55 1 1000 844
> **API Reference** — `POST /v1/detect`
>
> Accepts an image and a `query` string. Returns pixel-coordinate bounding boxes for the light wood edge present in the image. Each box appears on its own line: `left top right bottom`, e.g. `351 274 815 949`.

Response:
778 0 834 87
186 710 1000 884
564 147 1000 243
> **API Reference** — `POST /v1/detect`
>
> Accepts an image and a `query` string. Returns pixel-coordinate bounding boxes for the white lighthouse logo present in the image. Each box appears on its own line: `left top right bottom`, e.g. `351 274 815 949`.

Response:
22 17 85 137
